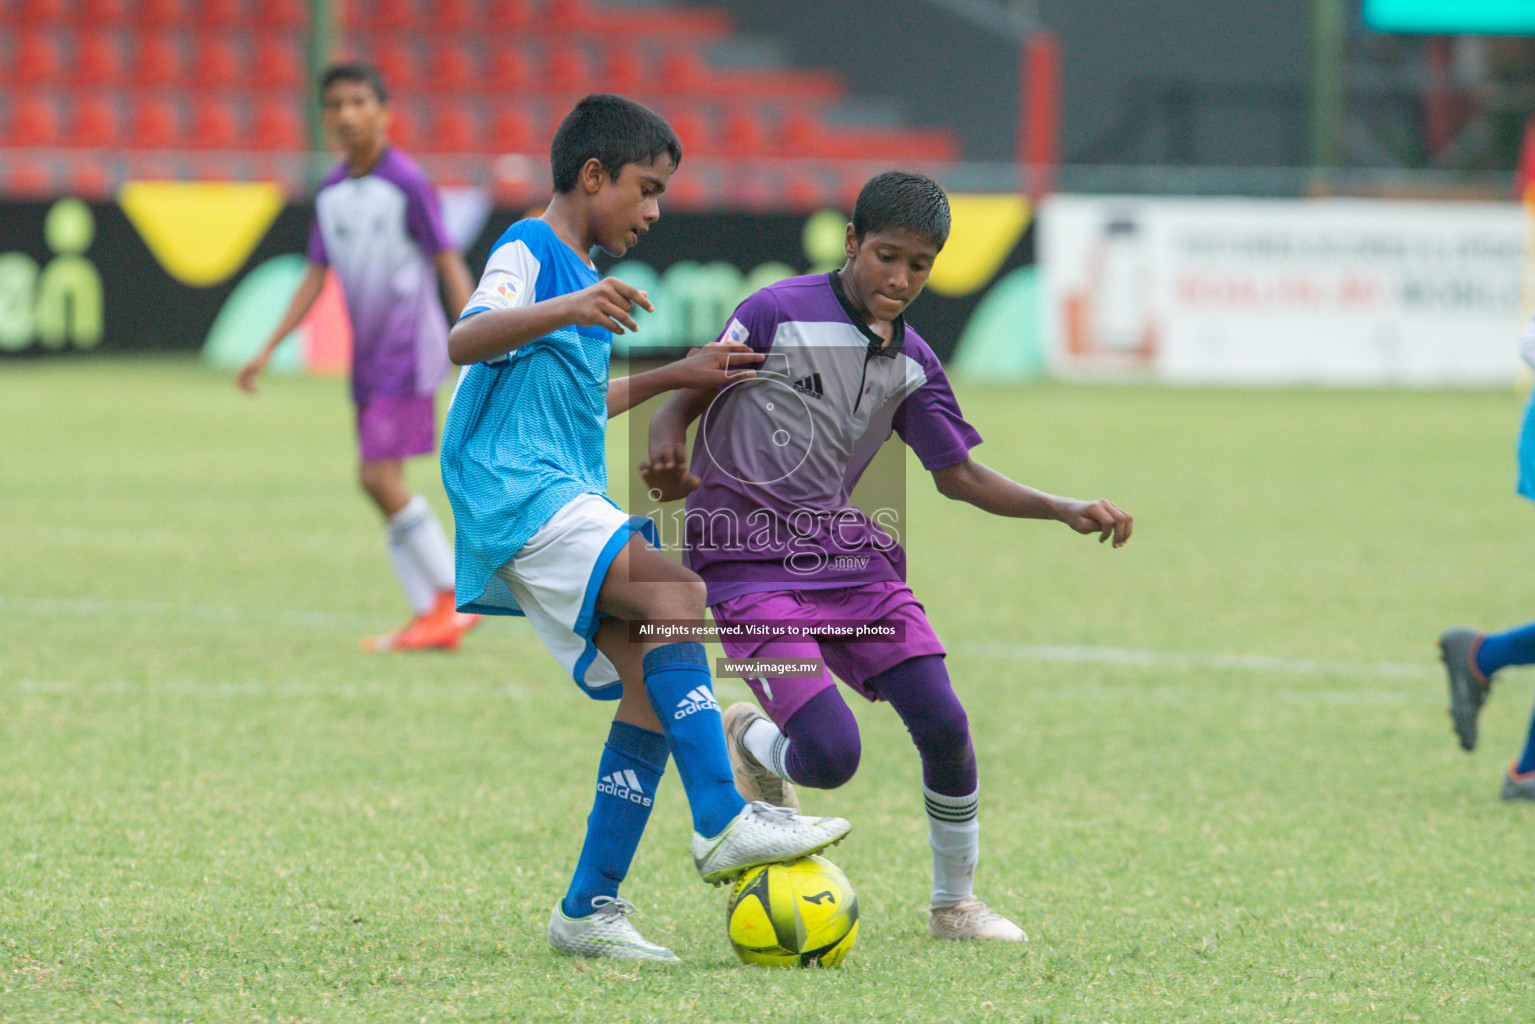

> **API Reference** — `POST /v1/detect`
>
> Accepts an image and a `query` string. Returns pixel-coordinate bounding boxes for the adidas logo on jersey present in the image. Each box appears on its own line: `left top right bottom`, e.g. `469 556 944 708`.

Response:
791 373 825 400
596 769 653 806
673 686 721 720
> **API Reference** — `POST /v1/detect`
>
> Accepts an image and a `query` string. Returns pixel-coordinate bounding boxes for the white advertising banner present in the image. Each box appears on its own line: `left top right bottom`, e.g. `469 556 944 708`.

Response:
1040 195 1528 385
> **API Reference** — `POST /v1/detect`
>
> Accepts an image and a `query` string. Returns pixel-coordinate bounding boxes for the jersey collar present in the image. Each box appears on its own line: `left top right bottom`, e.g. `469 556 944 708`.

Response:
827 271 905 360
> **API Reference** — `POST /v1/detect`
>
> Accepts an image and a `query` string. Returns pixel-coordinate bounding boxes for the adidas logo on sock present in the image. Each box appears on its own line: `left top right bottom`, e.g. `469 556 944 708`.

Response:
791 373 824 400
673 686 721 720
596 768 653 806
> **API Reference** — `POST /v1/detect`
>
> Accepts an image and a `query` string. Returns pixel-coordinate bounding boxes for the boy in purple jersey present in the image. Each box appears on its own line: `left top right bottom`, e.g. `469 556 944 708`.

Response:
237 63 480 653
644 171 1133 941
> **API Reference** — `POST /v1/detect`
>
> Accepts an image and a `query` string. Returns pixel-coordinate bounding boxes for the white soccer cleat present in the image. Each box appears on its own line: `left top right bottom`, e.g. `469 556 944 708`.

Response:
928 896 1027 942
691 801 850 885
547 896 682 962
722 701 799 811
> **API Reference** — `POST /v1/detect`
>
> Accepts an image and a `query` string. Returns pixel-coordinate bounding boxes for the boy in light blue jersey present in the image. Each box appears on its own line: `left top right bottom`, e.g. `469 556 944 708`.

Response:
1440 315 1535 800
440 94 850 963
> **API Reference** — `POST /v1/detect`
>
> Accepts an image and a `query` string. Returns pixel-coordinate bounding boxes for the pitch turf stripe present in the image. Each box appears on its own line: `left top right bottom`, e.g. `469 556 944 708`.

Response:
956 641 1435 680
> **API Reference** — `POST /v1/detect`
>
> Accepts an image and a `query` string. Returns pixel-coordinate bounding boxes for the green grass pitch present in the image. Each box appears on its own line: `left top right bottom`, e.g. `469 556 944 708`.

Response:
5 356 1535 1022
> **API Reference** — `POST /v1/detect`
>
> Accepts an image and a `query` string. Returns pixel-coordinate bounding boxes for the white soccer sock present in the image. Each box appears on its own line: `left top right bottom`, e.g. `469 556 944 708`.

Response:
925 786 980 906
743 717 791 779
386 529 437 615
390 495 455 594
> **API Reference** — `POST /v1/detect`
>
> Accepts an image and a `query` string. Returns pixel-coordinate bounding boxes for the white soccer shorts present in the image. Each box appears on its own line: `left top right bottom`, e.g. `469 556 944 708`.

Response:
494 492 657 696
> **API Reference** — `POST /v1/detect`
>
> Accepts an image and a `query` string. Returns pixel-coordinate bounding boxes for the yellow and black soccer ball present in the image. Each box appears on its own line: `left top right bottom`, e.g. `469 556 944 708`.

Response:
726 855 859 967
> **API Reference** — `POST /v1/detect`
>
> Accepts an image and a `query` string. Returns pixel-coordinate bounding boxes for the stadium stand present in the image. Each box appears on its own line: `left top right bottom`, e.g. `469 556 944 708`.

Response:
0 0 961 205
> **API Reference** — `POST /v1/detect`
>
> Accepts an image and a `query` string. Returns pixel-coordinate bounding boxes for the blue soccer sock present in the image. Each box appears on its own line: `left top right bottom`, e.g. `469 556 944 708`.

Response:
561 720 668 919
1475 621 1535 678
641 642 745 838
1516 701 1535 776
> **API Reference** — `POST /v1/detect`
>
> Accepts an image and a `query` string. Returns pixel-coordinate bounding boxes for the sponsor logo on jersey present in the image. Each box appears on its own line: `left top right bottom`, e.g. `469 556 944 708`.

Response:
791 373 825 400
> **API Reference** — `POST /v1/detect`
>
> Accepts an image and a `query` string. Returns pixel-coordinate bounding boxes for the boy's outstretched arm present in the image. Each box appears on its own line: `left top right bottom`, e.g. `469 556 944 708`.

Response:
931 457 1133 548
606 342 761 418
448 276 653 365
235 262 327 392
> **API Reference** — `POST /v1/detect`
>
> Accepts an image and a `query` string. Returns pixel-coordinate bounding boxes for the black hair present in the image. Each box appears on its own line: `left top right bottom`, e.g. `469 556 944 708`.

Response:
851 171 951 248
319 62 387 104
550 94 681 194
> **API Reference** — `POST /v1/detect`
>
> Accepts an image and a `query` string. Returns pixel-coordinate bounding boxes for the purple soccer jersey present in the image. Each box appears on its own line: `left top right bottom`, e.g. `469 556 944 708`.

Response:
683 272 983 603
306 147 453 405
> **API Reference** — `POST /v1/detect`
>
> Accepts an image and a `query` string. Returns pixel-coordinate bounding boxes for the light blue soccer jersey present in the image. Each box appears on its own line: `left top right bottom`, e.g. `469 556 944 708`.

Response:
441 218 614 616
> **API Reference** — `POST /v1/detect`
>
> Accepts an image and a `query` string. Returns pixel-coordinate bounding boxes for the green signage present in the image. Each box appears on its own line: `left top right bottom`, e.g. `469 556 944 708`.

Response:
1364 0 1535 33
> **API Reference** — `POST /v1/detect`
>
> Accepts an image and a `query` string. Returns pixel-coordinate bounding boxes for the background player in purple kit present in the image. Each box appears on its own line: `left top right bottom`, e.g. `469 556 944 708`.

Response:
237 63 479 653
644 171 1133 942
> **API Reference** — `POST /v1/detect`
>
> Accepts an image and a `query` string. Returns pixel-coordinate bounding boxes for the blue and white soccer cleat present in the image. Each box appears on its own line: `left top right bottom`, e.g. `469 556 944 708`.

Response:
691 801 850 886
547 896 682 963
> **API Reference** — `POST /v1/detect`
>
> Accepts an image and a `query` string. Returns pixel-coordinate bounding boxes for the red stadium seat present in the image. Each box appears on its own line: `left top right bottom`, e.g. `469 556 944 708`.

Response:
194 0 245 29
72 31 123 87
17 0 68 25
488 105 538 153
126 95 180 149
538 41 589 94
5 157 57 196
135 0 184 28
130 33 182 88
251 99 302 150
374 0 416 30
777 111 823 158
665 107 714 156
425 39 478 93
67 160 114 199
600 44 647 94
6 94 61 147
657 50 708 94
252 0 306 30
784 169 828 211
73 0 128 23
372 39 420 90
721 107 770 158
486 0 534 30
189 96 241 150
70 95 120 148
486 45 532 91
190 33 243 89
542 0 590 31
421 102 480 153
387 103 419 150
437 0 477 30
251 36 304 90
12 31 63 87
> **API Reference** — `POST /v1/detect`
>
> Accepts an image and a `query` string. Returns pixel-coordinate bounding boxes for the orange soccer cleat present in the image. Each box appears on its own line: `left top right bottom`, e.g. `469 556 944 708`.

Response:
362 592 482 652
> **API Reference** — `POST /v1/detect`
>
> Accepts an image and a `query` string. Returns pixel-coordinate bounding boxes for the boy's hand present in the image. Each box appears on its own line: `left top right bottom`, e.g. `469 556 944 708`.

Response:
235 353 269 393
568 277 654 334
666 341 763 389
1058 499 1133 548
639 440 699 502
